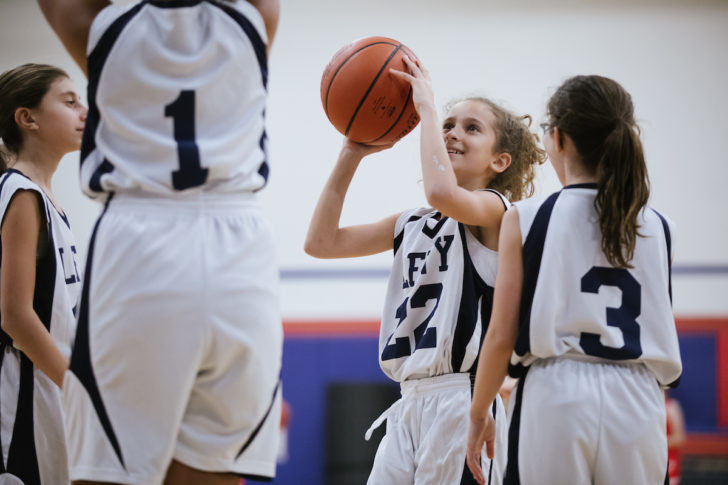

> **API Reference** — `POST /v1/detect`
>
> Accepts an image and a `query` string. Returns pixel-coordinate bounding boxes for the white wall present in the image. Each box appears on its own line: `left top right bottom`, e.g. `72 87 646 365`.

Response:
1 0 726 319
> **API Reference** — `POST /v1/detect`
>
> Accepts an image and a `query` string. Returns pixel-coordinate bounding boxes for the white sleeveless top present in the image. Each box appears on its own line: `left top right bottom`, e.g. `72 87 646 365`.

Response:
509 183 682 387
380 190 510 382
0 169 81 356
81 0 271 199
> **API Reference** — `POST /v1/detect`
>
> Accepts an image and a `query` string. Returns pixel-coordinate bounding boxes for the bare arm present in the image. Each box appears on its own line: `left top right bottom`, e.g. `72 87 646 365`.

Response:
37 0 110 75
304 139 400 259
1 191 69 388
466 208 523 483
247 0 280 53
391 57 506 231
666 398 687 448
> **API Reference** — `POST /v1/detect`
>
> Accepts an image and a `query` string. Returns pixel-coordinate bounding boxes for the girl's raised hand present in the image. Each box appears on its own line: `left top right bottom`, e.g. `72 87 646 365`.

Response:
390 55 436 116
340 137 395 159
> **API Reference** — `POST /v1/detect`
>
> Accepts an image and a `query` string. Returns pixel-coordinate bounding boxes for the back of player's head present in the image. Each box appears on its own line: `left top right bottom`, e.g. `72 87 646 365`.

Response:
547 75 650 268
0 63 69 169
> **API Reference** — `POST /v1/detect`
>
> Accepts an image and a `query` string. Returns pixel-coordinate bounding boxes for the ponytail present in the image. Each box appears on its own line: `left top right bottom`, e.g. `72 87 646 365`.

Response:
0 143 10 175
594 120 649 268
547 75 649 268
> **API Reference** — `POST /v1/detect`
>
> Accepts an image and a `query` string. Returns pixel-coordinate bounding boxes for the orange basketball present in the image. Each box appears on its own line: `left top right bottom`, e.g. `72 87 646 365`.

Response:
320 36 420 145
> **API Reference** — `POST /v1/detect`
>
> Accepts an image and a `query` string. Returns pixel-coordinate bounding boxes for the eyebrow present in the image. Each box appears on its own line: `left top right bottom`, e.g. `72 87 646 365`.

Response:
442 116 485 127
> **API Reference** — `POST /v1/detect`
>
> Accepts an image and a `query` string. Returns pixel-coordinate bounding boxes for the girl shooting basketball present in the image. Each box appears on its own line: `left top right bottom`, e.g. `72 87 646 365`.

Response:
466 75 682 485
306 55 545 484
0 63 86 484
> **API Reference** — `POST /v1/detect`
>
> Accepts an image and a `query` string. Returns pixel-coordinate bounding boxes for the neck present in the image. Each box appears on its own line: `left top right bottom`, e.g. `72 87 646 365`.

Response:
458 172 495 192
11 144 62 192
563 157 597 186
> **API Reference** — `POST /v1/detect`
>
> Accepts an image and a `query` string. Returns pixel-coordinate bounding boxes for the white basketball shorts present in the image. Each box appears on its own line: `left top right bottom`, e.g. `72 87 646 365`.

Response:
505 357 667 485
63 192 283 484
367 373 507 485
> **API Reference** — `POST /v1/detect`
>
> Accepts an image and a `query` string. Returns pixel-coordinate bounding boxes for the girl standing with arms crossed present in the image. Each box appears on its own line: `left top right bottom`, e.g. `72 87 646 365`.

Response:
0 63 87 484
466 75 682 485
306 56 545 484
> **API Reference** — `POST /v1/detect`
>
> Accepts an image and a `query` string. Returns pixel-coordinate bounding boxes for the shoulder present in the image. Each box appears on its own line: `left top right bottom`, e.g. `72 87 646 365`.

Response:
0 171 43 209
87 3 142 52
483 188 511 210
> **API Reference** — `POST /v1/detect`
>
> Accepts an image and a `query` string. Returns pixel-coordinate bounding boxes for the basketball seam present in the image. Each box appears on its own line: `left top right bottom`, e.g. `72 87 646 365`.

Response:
371 85 414 144
344 44 403 137
323 41 398 117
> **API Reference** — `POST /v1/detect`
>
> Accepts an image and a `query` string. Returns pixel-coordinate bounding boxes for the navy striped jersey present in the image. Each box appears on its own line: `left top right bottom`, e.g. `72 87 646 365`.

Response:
81 0 271 199
0 169 81 354
509 184 681 387
380 191 509 381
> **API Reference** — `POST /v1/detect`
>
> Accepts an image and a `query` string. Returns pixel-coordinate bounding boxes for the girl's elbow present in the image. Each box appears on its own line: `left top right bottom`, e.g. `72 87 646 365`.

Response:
304 237 331 259
424 185 451 210
303 239 322 258
0 308 23 337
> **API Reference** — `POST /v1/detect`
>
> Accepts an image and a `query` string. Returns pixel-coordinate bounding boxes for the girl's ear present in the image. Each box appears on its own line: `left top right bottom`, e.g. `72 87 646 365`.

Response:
553 127 565 152
14 108 39 132
491 152 512 174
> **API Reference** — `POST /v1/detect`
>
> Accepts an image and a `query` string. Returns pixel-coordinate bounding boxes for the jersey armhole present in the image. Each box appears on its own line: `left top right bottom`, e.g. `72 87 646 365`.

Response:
1 189 50 259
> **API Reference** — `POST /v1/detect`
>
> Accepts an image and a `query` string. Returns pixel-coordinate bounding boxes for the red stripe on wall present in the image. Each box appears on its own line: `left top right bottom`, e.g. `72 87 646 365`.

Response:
283 320 380 337
685 433 728 455
675 317 728 333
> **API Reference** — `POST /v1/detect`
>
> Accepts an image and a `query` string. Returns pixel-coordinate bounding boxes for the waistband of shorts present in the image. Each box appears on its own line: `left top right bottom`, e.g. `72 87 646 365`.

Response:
107 190 259 213
536 353 648 370
400 373 470 398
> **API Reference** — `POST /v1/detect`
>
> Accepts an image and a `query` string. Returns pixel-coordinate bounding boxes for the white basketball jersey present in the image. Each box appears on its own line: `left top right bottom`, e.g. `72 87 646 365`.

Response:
0 170 81 355
509 183 682 387
380 191 509 382
0 169 82 483
81 0 270 199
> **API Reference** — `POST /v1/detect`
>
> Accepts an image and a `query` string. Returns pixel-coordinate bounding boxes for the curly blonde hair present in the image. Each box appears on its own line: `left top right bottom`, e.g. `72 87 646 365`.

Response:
446 97 547 202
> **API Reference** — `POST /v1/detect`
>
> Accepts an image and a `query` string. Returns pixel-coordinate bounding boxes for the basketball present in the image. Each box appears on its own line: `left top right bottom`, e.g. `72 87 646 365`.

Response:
320 36 420 145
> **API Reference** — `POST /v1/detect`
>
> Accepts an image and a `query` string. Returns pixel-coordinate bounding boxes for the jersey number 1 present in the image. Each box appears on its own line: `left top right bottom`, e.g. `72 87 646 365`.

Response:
165 90 209 190
579 266 643 360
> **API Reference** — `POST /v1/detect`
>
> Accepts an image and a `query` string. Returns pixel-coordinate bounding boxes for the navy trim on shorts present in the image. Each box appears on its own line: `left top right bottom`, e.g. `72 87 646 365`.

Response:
69 194 126 469
0 349 41 483
236 378 281 463
510 192 561 377
504 367 529 485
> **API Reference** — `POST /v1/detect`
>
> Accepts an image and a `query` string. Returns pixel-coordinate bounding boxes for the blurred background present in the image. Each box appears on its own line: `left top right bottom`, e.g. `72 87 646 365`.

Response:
1 0 726 483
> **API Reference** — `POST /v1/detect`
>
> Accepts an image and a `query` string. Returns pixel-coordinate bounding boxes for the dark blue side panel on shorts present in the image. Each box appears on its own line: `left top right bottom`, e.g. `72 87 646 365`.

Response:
69 196 125 469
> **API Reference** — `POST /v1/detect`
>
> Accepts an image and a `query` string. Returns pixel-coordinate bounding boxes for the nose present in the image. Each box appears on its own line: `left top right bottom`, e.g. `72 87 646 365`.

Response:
445 127 459 141
80 104 88 121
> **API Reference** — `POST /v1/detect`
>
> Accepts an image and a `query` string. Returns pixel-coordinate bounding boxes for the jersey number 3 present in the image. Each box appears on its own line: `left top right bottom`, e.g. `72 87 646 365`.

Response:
165 90 209 190
580 266 643 360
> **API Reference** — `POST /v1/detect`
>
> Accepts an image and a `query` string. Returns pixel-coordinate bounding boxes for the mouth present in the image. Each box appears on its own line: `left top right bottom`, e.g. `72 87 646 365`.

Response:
447 148 463 155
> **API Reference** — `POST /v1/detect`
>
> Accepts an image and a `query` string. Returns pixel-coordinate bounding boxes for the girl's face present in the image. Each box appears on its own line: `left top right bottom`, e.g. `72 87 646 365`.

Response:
442 100 500 189
32 76 87 155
